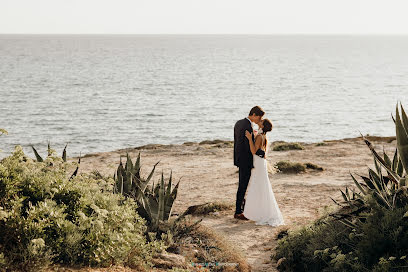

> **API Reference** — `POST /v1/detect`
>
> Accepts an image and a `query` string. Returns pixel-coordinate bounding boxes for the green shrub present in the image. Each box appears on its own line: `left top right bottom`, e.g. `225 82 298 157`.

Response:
305 162 324 171
274 200 408 272
316 142 327 146
274 104 408 272
273 142 305 151
0 129 7 154
275 161 306 173
0 146 165 271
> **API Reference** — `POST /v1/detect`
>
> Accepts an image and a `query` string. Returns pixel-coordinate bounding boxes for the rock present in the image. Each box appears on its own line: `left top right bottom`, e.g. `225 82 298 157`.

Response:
134 144 165 150
152 251 187 269
183 142 196 146
199 139 231 145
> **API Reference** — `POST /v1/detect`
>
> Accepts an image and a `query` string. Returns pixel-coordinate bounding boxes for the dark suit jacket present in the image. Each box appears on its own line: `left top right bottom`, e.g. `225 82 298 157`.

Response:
234 118 254 169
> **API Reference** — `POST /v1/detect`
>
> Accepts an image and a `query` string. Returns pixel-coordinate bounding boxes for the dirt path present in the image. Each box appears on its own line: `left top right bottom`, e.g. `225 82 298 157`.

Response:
69 136 396 271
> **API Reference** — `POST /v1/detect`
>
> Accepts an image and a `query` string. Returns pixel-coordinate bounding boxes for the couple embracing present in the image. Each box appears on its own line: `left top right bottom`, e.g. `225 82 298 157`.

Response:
233 106 284 226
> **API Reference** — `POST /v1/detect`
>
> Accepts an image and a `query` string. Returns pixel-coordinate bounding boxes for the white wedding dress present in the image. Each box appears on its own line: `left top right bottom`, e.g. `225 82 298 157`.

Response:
243 153 285 226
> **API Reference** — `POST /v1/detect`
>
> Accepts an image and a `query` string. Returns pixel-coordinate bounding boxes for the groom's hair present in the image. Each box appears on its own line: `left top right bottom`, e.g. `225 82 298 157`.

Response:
249 106 265 117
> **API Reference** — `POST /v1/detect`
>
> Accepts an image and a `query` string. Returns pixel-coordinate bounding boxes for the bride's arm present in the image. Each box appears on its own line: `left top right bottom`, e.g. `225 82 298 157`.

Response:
245 131 262 155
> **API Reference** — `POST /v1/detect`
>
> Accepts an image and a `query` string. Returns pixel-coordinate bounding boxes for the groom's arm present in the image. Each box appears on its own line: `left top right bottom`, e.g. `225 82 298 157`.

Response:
234 121 247 152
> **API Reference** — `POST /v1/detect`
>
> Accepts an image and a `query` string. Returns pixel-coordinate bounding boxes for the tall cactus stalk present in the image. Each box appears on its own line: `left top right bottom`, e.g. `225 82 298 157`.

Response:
396 104 408 177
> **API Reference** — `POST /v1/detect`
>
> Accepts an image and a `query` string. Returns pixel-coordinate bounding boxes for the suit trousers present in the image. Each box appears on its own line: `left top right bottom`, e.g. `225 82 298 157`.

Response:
235 166 252 214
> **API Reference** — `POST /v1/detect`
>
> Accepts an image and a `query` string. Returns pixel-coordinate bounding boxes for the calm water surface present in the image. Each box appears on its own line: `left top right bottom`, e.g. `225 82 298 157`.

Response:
0 35 407 158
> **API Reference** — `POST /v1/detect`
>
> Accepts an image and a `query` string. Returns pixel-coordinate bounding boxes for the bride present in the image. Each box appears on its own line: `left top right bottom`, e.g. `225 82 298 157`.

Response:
243 119 285 226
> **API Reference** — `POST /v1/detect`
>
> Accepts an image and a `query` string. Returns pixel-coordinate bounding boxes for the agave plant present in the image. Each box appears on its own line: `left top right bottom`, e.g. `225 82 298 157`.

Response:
139 171 180 231
31 141 69 162
113 152 158 200
31 141 80 180
113 153 180 231
331 103 408 225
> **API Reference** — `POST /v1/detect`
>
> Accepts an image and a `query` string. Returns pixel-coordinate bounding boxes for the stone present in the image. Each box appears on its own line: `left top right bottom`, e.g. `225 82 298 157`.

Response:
152 251 187 269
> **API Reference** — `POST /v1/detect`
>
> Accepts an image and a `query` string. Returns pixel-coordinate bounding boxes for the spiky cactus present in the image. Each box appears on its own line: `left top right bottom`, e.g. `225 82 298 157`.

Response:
113 152 158 200
332 103 408 225
139 171 180 230
31 141 69 162
113 153 180 231
30 142 79 180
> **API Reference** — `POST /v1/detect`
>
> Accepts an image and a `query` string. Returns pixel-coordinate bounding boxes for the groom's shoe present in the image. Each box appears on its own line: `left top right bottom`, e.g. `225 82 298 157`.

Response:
234 213 249 220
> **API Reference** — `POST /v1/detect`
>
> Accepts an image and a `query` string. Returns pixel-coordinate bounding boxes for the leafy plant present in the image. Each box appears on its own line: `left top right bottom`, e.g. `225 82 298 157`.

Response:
331 103 408 226
140 171 180 231
0 146 164 271
0 129 7 154
113 153 158 201
274 103 408 272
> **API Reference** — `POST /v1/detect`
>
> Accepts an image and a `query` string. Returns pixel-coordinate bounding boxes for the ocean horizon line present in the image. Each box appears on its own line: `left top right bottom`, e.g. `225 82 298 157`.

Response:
2 33 408 36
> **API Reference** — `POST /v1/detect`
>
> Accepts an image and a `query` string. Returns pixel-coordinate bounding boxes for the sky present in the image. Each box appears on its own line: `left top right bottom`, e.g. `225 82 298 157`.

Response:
1 0 408 34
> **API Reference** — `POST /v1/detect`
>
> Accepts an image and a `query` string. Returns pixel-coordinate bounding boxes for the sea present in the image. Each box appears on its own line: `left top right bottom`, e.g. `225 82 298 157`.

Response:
0 35 407 159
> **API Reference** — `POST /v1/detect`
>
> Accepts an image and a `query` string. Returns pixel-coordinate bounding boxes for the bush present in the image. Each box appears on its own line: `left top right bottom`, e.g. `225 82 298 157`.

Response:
183 202 233 216
275 161 306 173
315 142 327 146
273 142 305 151
274 104 408 271
305 162 324 171
0 146 165 271
274 196 408 272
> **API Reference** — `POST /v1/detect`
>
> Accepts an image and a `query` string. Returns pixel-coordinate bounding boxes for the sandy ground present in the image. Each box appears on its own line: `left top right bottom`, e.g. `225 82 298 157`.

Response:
68 136 396 272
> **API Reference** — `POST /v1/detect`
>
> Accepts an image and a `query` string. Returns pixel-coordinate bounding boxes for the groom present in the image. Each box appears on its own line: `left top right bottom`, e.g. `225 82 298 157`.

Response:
233 106 265 220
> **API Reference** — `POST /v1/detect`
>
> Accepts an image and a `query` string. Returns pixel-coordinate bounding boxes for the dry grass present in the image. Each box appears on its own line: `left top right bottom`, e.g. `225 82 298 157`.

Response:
45 265 143 272
187 224 251 272
273 142 305 151
315 142 328 146
184 202 234 216
154 216 251 271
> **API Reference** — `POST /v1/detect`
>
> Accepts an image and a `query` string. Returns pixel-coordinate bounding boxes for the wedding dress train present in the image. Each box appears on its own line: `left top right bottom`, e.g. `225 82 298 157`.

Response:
243 154 284 226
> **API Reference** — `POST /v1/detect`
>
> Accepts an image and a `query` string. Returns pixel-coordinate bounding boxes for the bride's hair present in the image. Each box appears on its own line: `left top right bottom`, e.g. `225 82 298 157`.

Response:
260 119 273 151
262 119 273 134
